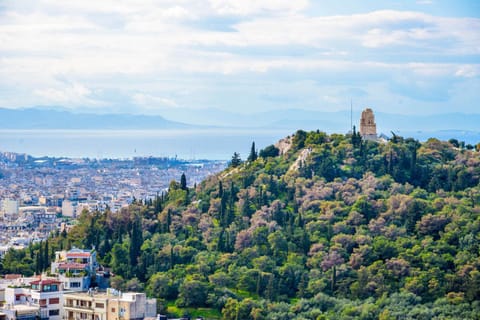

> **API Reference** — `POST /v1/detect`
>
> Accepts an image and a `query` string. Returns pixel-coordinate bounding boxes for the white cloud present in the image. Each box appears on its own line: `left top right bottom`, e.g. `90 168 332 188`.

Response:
33 83 99 106
455 65 480 78
208 0 308 15
132 93 179 108
0 1 478 113
417 0 434 4
226 10 479 53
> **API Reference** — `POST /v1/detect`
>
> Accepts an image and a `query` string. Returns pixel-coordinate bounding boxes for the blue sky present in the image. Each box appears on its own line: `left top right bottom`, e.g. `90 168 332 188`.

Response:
0 0 478 119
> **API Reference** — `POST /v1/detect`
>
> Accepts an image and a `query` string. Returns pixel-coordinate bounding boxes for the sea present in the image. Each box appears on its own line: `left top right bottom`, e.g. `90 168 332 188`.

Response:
0 129 293 160
1 128 478 161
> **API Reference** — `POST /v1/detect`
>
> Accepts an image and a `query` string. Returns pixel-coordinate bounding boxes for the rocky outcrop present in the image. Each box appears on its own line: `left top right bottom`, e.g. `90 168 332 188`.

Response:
275 136 293 155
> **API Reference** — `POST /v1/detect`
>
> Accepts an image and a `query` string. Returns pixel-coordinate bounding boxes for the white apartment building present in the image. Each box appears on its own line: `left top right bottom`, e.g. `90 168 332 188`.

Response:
63 289 156 320
51 248 98 292
1 199 19 219
3 279 64 320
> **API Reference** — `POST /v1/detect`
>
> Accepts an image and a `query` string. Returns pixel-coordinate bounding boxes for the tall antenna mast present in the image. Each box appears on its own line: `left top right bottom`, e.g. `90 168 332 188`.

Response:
350 99 353 132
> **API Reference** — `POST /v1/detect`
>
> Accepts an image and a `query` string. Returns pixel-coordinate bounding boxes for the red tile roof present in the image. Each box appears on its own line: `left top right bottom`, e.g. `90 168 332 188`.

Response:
31 279 61 285
66 252 91 258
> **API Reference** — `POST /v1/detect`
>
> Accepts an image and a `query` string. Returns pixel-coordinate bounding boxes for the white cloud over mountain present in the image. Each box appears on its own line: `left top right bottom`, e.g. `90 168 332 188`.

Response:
0 0 478 117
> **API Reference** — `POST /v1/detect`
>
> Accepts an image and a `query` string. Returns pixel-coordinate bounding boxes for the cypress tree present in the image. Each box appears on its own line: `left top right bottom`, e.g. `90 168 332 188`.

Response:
220 194 226 227
298 273 308 298
44 240 49 271
226 181 236 226
166 208 172 233
180 173 187 190
265 274 276 301
169 245 175 269
129 216 143 276
218 181 223 198
37 241 44 272
217 229 225 252
248 141 258 162
154 192 162 213
35 252 41 275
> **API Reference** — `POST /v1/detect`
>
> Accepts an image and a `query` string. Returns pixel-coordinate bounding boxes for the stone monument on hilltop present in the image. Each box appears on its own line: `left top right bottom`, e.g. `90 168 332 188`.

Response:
360 108 377 140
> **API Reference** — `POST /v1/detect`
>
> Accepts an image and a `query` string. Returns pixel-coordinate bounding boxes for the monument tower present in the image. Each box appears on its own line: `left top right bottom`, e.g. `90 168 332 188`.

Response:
360 108 377 141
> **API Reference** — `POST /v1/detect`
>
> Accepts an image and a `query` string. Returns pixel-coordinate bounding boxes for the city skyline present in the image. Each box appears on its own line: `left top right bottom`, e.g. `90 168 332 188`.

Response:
0 0 479 122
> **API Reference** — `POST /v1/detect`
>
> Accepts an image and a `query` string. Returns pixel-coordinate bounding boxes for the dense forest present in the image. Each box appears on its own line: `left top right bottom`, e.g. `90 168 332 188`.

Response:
3 130 480 319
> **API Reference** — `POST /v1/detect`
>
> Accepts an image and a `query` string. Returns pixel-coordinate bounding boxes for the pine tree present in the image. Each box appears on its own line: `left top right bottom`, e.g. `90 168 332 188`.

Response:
230 152 242 168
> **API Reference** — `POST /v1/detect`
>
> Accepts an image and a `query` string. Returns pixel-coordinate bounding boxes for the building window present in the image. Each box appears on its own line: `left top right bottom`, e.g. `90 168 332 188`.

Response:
71 282 81 288
111 308 115 313
49 309 60 316
49 297 60 304
95 303 105 309
39 299 47 306
41 284 59 292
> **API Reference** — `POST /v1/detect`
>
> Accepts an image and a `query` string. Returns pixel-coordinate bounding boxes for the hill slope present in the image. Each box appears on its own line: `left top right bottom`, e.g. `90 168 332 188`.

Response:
6 130 480 319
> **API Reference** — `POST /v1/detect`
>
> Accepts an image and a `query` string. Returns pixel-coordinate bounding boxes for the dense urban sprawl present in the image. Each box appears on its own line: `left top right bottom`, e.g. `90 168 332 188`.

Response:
0 151 225 256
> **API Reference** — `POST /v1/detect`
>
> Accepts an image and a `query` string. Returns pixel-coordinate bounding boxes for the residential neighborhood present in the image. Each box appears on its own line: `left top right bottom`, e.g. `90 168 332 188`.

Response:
0 152 225 255
0 247 157 320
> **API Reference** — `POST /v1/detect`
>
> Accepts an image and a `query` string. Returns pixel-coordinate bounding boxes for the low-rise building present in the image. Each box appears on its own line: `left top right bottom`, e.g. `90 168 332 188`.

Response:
51 248 99 292
64 290 109 320
24 279 63 320
64 289 156 320
2 279 63 320
52 248 98 276
1 304 38 320
1 199 19 219
61 200 76 218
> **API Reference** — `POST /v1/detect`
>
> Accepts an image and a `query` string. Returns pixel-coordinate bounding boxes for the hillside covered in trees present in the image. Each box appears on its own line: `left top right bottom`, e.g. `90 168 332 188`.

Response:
4 130 480 319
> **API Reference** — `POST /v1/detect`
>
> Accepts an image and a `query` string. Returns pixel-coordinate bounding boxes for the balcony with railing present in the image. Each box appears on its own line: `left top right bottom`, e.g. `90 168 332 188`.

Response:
64 303 94 313
63 314 96 320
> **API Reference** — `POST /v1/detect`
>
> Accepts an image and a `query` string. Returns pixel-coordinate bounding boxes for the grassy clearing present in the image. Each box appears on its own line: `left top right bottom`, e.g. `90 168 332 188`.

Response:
165 301 222 319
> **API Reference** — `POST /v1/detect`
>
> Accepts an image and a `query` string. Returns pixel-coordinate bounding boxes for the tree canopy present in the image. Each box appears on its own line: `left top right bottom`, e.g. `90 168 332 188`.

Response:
5 132 480 319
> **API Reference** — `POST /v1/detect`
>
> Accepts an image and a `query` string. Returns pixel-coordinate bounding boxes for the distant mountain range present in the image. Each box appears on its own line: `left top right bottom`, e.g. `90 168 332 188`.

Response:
0 108 191 129
157 107 480 132
1 107 479 144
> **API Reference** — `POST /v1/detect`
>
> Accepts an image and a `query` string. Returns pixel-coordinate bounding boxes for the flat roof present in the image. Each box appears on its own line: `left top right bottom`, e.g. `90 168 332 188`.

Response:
8 304 38 312
58 263 87 269
64 291 110 300
64 291 144 300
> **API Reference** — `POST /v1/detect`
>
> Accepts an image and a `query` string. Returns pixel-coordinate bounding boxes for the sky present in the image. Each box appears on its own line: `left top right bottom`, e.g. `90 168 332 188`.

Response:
0 0 479 120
